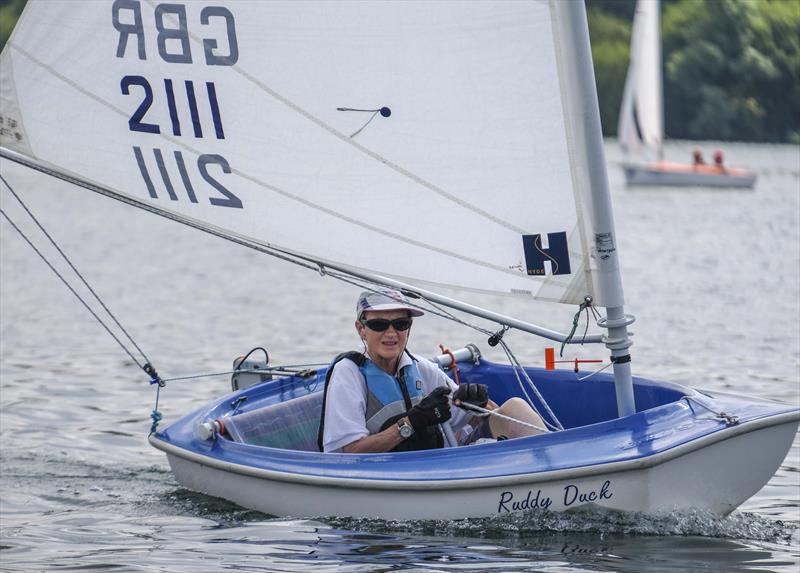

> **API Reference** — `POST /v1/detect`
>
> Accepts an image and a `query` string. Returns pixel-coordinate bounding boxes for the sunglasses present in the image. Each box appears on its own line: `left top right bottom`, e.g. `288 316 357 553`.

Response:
360 317 413 332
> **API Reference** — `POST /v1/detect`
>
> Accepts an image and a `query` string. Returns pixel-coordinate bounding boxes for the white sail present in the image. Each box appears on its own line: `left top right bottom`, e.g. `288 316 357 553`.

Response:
0 0 619 307
618 0 663 155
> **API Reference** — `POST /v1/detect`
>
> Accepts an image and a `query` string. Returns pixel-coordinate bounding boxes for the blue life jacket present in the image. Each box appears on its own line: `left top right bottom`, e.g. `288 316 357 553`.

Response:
317 351 444 452
361 358 424 434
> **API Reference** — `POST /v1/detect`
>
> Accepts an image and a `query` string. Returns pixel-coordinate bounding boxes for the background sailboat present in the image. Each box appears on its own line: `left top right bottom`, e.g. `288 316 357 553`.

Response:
618 0 757 189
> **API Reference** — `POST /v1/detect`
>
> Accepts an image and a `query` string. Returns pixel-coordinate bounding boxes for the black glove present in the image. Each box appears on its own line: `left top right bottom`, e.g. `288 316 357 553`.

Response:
453 383 489 408
407 386 452 431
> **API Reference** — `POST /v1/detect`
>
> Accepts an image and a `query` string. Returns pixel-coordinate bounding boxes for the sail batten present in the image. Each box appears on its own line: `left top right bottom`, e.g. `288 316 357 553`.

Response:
1 0 619 307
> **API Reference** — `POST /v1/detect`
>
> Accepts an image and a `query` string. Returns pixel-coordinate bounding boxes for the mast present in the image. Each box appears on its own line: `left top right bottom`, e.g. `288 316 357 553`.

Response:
553 1 636 416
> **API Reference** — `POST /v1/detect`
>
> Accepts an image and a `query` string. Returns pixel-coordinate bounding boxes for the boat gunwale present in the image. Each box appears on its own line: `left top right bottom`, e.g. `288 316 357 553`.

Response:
149 410 799 491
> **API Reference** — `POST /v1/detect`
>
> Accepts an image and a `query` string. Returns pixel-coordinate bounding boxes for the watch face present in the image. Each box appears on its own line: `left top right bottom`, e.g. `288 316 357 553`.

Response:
399 423 413 439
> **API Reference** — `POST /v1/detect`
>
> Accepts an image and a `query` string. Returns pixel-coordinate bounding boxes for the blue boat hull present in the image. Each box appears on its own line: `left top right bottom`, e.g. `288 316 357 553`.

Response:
150 358 798 518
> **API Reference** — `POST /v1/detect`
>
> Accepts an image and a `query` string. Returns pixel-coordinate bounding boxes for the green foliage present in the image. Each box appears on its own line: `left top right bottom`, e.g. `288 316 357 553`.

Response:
0 0 26 51
589 0 800 142
662 0 799 141
588 6 633 136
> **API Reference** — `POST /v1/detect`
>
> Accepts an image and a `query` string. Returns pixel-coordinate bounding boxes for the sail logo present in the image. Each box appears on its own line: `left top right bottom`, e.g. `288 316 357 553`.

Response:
521 232 571 276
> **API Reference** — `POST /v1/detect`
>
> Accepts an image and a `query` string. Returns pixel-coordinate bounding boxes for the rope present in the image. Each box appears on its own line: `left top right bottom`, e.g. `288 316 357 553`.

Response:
0 176 168 434
559 300 592 357
455 401 548 433
0 207 147 370
437 344 460 385
1 174 154 367
150 384 163 434
577 361 613 381
161 365 322 383
498 339 564 431
683 395 739 426
345 110 380 138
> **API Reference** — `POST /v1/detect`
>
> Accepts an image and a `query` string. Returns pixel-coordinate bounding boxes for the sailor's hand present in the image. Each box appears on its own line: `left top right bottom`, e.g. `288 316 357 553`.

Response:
407 386 452 430
453 383 489 409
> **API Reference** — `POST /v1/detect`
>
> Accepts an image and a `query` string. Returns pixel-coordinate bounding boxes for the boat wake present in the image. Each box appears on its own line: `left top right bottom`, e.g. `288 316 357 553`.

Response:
324 507 798 544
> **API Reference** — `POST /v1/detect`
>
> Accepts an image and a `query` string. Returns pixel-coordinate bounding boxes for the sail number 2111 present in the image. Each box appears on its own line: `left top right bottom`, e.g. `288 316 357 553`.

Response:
121 75 242 209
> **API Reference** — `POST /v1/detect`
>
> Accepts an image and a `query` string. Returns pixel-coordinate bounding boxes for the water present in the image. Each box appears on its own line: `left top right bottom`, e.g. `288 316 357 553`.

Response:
1 141 798 571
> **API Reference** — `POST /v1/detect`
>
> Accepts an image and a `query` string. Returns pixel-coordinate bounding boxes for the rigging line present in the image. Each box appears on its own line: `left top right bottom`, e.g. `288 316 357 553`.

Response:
348 110 379 138
499 340 564 431
0 174 153 366
328 272 499 339
393 289 564 425
0 208 145 370
141 0 526 235
4 150 601 349
497 344 545 426
582 304 590 341
161 367 317 383
416 295 497 339
5 48 528 280
322 269 498 337
3 151 509 330
150 384 163 434
0 149 325 275
337 107 383 113
323 267 563 431
456 401 548 433
559 301 589 357
577 361 612 381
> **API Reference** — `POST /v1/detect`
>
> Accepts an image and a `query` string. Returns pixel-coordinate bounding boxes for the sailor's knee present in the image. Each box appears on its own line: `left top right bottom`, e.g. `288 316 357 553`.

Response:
499 397 536 416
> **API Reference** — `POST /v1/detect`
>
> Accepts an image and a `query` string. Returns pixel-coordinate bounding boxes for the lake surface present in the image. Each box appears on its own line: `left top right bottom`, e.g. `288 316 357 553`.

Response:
1 141 798 571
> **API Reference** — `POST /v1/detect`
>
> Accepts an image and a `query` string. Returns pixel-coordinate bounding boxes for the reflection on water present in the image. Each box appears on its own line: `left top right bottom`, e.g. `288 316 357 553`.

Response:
1 142 799 571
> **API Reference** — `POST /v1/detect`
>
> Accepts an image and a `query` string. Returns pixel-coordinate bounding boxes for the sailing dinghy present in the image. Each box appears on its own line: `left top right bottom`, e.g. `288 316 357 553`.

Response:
618 0 757 189
0 0 795 519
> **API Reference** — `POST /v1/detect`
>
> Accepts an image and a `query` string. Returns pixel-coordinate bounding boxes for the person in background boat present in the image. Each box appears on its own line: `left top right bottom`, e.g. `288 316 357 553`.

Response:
319 289 548 453
713 150 725 170
692 149 705 166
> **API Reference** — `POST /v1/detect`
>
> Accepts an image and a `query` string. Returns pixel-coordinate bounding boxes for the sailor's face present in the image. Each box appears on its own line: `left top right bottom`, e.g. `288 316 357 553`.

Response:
356 310 411 372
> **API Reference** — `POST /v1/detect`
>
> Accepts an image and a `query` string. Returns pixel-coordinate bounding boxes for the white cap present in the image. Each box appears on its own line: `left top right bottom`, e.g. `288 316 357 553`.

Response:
356 289 424 319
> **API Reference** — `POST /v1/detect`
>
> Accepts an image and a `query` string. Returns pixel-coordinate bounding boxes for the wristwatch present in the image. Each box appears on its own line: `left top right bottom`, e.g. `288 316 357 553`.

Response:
397 417 414 439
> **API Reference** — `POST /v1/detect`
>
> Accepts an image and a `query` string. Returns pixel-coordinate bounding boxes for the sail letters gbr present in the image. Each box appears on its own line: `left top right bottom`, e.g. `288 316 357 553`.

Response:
112 1 243 208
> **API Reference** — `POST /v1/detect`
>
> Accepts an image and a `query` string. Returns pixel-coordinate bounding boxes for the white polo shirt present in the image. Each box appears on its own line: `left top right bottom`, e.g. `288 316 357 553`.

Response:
322 352 475 452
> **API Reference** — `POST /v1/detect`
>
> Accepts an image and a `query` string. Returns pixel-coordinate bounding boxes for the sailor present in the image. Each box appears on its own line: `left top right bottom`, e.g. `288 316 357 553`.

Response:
318 288 548 453
713 150 725 169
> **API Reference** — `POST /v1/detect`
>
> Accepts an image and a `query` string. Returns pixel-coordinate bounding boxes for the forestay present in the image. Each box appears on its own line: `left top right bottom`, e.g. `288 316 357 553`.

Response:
0 0 619 307
618 0 663 156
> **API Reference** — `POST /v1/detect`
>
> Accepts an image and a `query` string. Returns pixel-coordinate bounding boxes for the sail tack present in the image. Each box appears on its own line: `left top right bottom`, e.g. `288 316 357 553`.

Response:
1 0 616 306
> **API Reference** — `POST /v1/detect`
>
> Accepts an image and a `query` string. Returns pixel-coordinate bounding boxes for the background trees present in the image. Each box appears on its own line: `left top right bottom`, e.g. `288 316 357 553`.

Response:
589 0 799 143
0 0 25 53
